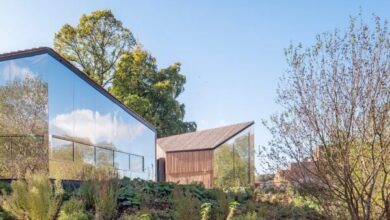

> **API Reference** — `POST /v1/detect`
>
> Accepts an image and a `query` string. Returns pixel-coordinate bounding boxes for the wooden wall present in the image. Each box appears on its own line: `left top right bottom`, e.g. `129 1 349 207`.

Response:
165 150 214 188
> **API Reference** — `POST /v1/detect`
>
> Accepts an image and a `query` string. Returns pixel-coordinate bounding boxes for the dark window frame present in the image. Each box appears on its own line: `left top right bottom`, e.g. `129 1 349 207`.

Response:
50 135 144 172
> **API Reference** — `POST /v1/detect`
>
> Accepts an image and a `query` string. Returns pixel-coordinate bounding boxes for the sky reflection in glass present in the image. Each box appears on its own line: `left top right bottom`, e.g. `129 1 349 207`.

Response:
0 53 156 180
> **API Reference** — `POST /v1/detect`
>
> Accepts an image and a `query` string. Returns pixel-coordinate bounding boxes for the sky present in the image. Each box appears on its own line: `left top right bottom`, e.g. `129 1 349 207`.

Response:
0 0 389 173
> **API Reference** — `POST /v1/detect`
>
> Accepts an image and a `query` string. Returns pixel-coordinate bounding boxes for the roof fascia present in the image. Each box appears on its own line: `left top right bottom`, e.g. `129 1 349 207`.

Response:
165 121 254 153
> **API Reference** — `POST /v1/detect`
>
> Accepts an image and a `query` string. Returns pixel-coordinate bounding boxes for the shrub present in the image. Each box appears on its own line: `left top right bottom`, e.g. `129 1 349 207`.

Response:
245 211 257 220
117 182 141 209
2 173 64 220
119 213 152 220
172 185 200 220
118 178 175 213
200 202 212 220
94 179 119 220
205 189 230 220
224 187 252 203
77 180 97 210
227 201 239 220
77 178 119 220
182 182 207 201
58 197 89 220
0 206 13 220
0 182 11 195
230 211 257 220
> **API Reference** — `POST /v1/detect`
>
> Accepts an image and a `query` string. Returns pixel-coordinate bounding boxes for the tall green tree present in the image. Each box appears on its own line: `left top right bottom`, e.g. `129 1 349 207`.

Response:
54 10 136 87
111 47 196 137
54 10 196 137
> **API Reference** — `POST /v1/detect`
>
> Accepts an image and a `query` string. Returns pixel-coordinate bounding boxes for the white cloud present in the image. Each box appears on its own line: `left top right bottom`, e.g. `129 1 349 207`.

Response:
0 61 37 81
50 109 146 145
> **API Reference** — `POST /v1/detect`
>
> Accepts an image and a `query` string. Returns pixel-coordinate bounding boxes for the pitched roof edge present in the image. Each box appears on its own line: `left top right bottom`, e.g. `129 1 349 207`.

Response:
0 47 156 132
161 121 255 153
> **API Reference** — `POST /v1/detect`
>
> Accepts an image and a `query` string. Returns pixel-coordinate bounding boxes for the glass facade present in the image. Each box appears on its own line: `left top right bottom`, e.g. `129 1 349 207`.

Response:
0 52 156 180
213 126 255 188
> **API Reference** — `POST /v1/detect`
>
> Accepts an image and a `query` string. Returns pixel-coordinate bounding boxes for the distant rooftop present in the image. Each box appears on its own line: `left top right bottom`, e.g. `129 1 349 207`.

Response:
157 121 254 152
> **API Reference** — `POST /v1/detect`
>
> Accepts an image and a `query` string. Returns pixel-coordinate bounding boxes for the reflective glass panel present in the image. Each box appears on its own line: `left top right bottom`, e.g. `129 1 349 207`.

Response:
74 143 95 165
74 78 96 145
51 138 73 161
0 137 11 159
115 151 129 170
0 55 49 178
13 136 47 177
96 147 114 167
130 154 144 172
0 137 12 178
0 53 156 180
213 140 234 187
213 125 254 188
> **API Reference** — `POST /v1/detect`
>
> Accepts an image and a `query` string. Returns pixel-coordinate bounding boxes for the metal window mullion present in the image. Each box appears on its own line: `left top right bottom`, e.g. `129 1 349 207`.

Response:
93 146 96 166
10 137 13 168
112 150 115 167
233 143 236 186
128 154 131 171
142 156 144 172
72 141 75 162
247 132 251 185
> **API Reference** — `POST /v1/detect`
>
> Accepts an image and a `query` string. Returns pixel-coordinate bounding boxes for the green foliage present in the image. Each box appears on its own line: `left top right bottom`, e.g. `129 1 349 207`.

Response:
230 212 257 220
205 189 230 220
227 201 240 220
2 173 63 220
77 181 97 210
0 206 13 220
76 178 119 220
54 10 196 137
111 47 197 137
172 185 200 220
256 191 324 219
1 175 324 219
0 182 11 195
58 197 89 220
140 213 152 220
94 180 119 220
213 133 254 188
54 10 135 87
200 202 212 220
118 177 174 211
293 194 320 212
224 187 253 203
0 77 48 179
119 213 152 220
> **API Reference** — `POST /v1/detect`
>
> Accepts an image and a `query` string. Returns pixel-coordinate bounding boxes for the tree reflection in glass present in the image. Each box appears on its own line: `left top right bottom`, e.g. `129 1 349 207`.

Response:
0 53 156 181
0 76 48 178
213 127 254 188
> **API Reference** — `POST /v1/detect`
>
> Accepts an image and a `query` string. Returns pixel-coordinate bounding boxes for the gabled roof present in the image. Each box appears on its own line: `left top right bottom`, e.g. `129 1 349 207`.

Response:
0 47 156 132
157 121 254 152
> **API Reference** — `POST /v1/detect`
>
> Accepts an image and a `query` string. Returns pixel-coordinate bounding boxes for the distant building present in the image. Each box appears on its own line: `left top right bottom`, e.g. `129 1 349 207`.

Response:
157 122 255 188
0 48 156 180
274 159 318 189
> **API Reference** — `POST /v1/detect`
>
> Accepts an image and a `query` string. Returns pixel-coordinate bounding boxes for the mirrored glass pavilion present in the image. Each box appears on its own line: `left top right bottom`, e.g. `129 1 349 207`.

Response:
0 48 156 180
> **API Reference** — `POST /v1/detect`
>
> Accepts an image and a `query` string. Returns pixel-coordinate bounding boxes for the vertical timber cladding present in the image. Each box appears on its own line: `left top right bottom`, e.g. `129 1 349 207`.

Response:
165 150 213 188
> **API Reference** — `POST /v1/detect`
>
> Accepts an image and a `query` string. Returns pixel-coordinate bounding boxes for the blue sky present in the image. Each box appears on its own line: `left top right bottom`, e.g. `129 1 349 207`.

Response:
0 0 389 173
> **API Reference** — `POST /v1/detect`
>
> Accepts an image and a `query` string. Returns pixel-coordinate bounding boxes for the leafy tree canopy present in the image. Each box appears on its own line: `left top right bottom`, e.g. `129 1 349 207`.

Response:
54 10 196 137
111 47 196 137
54 10 136 87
